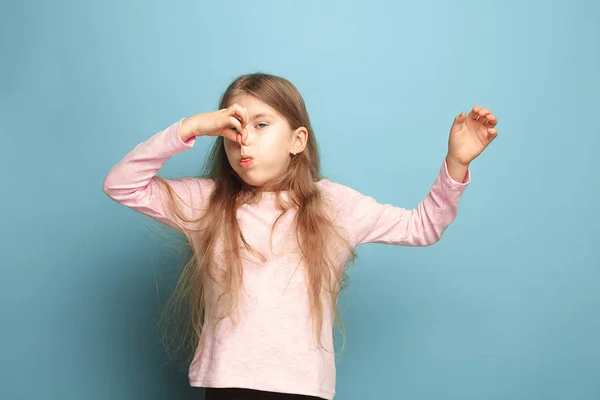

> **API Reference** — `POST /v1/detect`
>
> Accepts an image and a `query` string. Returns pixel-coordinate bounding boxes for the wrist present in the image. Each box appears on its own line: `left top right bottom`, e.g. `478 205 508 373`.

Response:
445 154 470 183
446 153 470 169
179 115 202 142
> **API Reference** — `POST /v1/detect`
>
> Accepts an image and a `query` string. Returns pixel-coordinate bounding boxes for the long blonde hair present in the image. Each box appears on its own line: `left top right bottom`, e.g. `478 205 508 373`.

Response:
156 73 356 366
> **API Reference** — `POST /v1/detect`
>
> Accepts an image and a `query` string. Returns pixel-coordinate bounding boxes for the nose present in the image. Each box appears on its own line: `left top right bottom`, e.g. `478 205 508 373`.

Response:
241 126 254 145
240 127 252 155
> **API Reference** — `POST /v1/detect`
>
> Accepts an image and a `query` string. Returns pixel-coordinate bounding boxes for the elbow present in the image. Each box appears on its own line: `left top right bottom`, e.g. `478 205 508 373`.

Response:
102 172 153 207
102 171 131 202
418 208 453 246
422 230 443 246
416 219 446 246
102 173 118 199
412 230 442 247
102 177 111 196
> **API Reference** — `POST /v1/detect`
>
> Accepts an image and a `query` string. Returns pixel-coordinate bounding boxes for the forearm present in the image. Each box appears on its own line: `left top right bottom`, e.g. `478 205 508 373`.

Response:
102 119 207 231
104 120 191 195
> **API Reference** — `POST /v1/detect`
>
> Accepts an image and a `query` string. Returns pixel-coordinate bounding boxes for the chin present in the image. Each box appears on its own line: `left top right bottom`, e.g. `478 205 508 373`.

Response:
242 176 268 188
233 169 266 188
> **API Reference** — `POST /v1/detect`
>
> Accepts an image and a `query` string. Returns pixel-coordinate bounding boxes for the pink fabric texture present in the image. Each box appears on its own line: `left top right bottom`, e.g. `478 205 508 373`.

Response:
103 120 470 399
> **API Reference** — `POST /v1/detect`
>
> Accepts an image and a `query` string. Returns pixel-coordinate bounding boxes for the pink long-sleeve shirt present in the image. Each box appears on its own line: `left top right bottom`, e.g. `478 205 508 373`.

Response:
102 119 470 399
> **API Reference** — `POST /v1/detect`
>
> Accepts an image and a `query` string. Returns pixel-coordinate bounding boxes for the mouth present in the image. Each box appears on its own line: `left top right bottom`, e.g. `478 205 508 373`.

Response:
239 157 253 168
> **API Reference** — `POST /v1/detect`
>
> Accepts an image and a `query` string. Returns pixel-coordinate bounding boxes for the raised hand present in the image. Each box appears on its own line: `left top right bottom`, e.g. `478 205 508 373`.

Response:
179 103 250 144
447 105 499 167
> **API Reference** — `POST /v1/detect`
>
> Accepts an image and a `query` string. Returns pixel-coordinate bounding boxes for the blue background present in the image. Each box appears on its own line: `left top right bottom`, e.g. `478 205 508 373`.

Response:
2 0 598 399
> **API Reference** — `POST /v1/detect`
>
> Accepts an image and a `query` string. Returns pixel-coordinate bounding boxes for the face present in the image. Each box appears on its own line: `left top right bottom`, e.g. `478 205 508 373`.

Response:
223 93 307 187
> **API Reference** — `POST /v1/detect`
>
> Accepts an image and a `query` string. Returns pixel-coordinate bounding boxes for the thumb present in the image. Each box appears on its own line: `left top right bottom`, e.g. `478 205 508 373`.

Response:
451 111 466 131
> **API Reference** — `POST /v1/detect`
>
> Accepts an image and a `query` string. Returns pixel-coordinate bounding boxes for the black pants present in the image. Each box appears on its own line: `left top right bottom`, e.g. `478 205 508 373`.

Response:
204 387 326 400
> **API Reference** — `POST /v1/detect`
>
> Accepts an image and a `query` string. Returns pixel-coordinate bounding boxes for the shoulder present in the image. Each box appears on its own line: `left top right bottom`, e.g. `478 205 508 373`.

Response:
316 178 349 198
316 178 368 208
317 178 371 196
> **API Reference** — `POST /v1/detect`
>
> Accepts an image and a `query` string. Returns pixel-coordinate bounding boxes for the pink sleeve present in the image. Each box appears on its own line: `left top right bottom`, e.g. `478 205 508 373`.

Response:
324 160 470 247
102 119 214 232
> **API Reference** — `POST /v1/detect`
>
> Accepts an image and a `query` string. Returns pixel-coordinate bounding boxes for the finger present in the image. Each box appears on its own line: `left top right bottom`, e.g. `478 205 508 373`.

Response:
478 108 491 119
229 116 243 134
482 113 498 128
455 111 466 123
241 126 248 146
240 107 249 145
227 104 250 145
477 107 495 127
226 103 249 127
219 128 238 142
468 105 481 120
451 111 466 130
220 116 243 142
487 128 499 141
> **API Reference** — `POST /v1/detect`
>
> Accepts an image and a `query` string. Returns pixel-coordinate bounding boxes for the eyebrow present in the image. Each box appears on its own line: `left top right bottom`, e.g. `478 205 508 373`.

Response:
250 113 275 120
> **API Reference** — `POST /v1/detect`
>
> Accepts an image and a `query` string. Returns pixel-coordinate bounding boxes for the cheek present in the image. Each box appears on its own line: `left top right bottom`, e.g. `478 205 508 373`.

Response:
223 139 236 156
262 134 290 157
223 140 241 169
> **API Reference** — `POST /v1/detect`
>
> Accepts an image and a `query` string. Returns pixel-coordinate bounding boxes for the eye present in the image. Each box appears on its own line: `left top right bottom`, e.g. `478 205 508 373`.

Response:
229 126 239 133
256 123 268 129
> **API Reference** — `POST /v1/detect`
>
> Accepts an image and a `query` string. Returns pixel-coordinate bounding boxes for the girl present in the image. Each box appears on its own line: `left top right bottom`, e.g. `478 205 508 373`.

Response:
103 73 498 400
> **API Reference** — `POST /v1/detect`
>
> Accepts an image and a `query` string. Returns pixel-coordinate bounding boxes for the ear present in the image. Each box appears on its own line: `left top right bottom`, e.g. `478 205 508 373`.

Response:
290 126 308 155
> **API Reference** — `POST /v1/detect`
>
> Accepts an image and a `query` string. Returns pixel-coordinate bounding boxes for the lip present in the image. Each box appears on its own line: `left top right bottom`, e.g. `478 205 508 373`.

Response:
239 157 253 168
